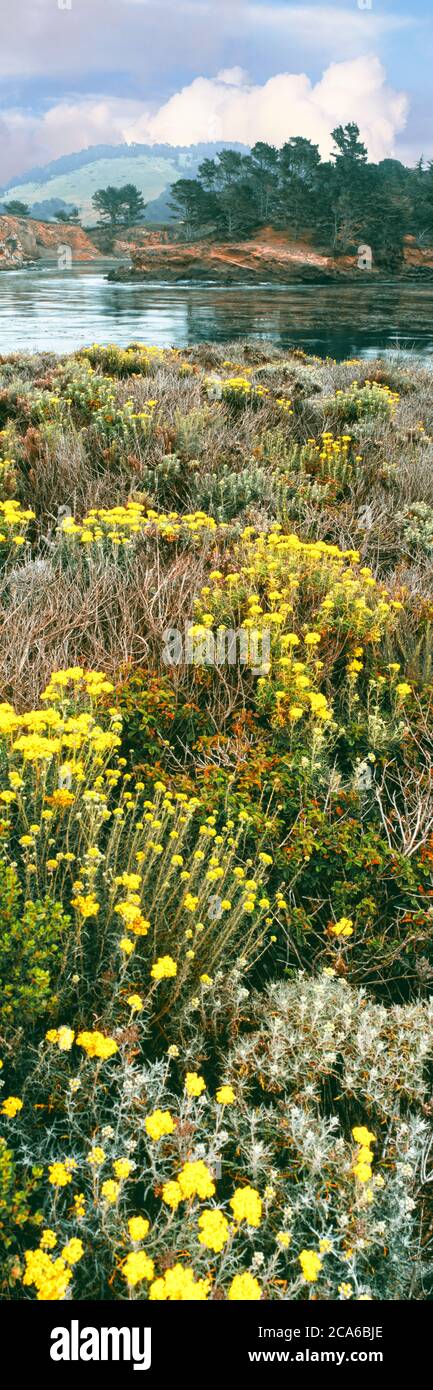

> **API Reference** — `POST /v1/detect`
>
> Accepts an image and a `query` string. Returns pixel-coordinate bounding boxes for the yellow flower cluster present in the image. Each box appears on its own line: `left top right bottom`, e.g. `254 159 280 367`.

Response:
62 1238 85 1265
150 955 177 980
329 916 353 938
23 1249 73 1301
128 1216 150 1242
162 1160 216 1209
123 1251 155 1286
230 1185 262 1227
352 1125 376 1182
216 1084 235 1104
79 342 165 374
1 1095 23 1117
228 1272 261 1300
185 1071 206 1097
62 504 224 546
295 430 359 486
0 669 118 773
0 498 35 547
45 1026 75 1051
194 527 403 732
298 1248 322 1282
149 1263 210 1301
198 1208 229 1253
101 1180 120 1203
75 1031 118 1059
48 1160 76 1187
71 893 100 918
221 376 270 404
334 379 399 416
144 1109 175 1141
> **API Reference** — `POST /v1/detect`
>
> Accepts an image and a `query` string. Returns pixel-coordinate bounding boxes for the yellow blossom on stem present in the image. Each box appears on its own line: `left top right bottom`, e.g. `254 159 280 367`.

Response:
123 1251 155 1286
62 1239 84 1265
128 1216 150 1242
299 1249 322 1282
216 1085 235 1105
230 1186 262 1228
228 1272 261 1301
145 1109 176 1141
149 1264 210 1301
1 1096 23 1117
185 1071 206 1098
113 1158 133 1179
198 1208 229 1253
101 1179 120 1203
151 955 177 980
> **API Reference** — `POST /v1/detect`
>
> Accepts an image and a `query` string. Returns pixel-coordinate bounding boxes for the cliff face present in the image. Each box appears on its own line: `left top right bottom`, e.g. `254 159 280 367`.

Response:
0 216 102 268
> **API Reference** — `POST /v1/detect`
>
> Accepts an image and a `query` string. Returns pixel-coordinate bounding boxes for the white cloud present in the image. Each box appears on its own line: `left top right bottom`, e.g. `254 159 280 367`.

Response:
216 67 248 87
0 55 409 186
0 100 146 184
127 56 409 161
0 2 416 80
249 3 413 47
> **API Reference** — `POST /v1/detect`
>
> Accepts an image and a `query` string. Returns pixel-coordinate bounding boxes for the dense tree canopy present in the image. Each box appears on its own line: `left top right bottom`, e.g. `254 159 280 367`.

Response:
169 125 433 268
2 200 30 218
92 184 146 228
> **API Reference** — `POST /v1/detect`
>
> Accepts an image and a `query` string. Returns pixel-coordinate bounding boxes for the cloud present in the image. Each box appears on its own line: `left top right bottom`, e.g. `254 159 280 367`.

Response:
0 1 415 81
0 100 146 184
127 56 409 161
0 55 409 186
216 67 248 87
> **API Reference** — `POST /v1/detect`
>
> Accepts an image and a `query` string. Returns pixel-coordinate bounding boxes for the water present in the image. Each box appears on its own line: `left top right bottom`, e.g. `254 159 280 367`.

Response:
1 263 433 360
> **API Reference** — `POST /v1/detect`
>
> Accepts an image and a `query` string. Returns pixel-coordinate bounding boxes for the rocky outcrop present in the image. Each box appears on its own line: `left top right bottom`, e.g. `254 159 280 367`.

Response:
0 216 102 269
402 235 433 271
3 217 433 282
108 230 349 284
108 227 433 285
113 227 169 256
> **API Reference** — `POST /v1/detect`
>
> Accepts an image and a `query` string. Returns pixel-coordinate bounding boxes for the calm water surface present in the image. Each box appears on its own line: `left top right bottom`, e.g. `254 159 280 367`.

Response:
1 264 433 360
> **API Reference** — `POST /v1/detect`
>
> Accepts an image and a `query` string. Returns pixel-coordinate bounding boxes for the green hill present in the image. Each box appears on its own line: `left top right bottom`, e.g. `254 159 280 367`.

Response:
2 153 182 224
1 142 249 224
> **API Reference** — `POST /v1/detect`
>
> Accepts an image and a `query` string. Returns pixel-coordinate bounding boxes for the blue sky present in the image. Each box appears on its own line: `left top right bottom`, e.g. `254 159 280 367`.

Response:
0 0 431 183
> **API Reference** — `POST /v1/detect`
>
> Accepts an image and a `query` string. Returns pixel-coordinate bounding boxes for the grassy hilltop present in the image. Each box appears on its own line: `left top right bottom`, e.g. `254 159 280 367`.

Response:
1 340 433 1301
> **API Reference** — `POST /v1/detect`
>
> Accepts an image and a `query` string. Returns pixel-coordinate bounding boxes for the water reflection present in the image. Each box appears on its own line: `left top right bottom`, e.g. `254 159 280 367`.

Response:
0 264 433 360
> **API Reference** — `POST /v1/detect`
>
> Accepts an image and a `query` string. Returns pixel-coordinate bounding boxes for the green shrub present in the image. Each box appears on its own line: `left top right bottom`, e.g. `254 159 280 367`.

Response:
329 379 399 423
0 861 69 1035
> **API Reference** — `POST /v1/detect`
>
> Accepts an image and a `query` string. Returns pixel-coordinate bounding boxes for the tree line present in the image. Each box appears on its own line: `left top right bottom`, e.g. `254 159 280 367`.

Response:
169 124 433 268
1 185 146 230
3 124 433 267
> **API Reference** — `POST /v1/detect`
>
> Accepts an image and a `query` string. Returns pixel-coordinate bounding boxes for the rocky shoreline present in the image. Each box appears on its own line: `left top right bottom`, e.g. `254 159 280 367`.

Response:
2 216 433 286
0 214 102 270
106 229 433 286
108 261 433 286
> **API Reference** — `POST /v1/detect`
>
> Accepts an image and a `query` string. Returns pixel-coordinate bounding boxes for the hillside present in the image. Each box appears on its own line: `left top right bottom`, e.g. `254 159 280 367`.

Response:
0 141 248 225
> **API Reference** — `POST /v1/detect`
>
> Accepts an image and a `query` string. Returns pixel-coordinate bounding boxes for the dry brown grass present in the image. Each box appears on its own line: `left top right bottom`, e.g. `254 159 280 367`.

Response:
1 340 433 709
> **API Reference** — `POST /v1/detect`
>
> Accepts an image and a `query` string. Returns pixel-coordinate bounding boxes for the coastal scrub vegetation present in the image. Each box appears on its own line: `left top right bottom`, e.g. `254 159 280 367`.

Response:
1 340 433 1300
